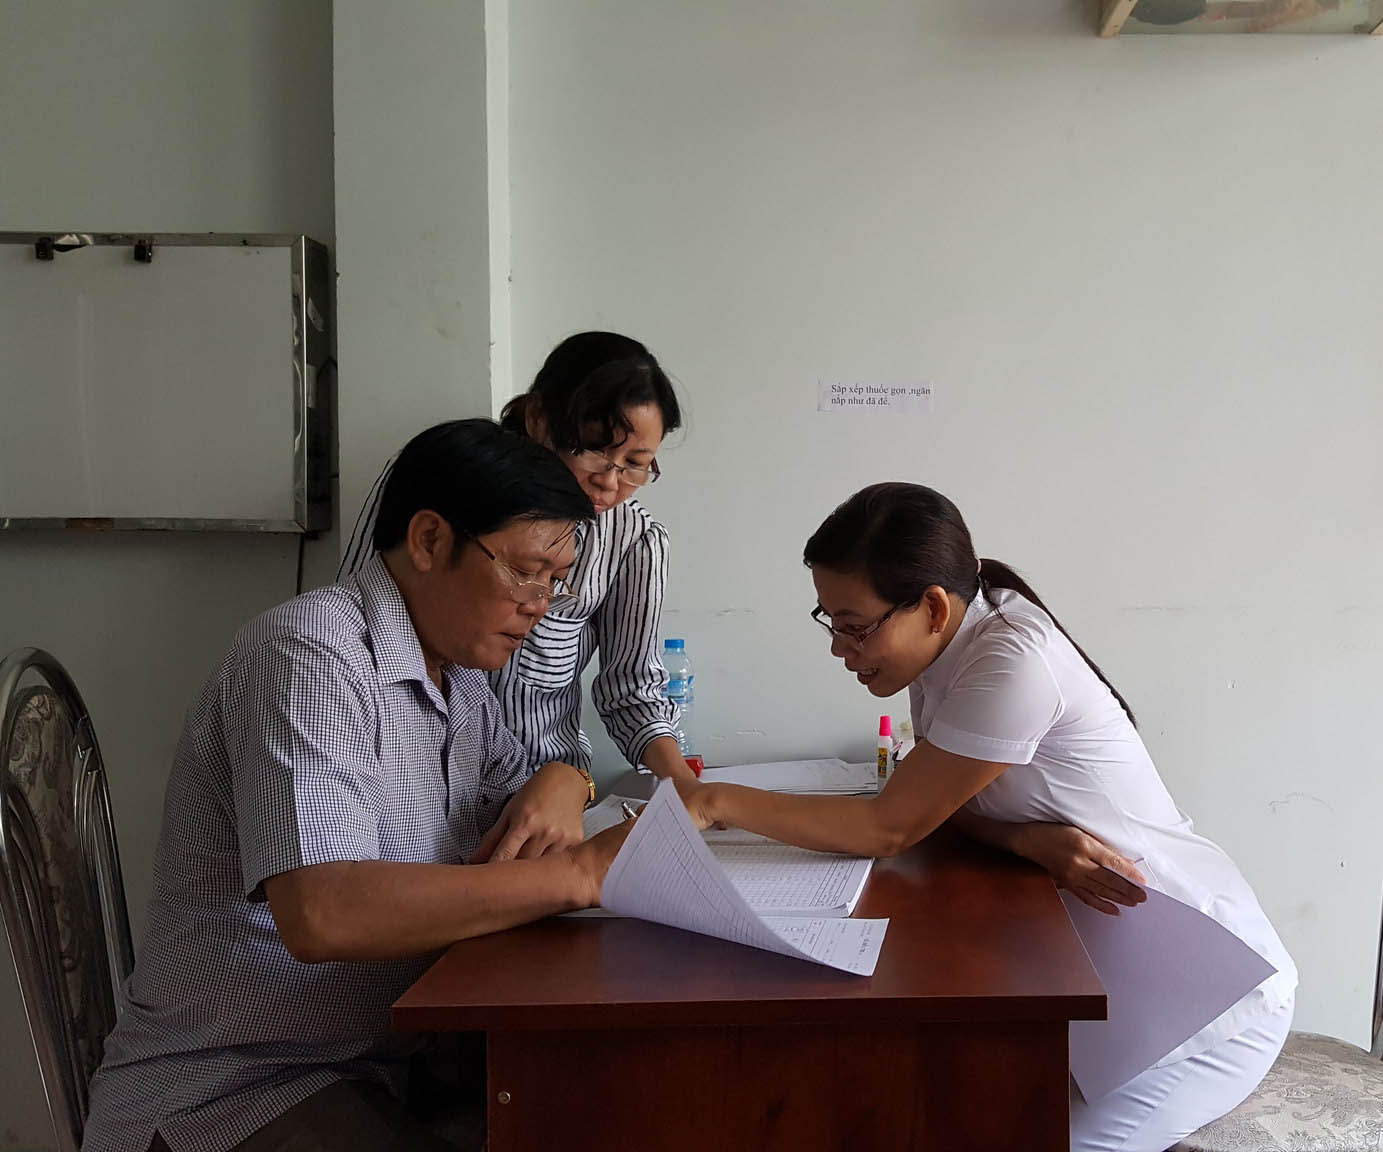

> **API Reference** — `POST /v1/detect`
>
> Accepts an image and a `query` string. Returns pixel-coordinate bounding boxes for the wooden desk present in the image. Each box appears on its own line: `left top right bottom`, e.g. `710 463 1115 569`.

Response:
394 828 1105 1152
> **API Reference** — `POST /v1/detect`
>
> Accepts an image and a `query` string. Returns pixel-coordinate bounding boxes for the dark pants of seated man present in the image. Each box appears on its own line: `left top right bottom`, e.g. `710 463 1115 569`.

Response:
148 1036 486 1152
147 1078 479 1152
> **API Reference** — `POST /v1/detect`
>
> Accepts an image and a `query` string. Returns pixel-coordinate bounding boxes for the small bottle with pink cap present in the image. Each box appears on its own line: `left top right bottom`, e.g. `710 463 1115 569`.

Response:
876 715 893 787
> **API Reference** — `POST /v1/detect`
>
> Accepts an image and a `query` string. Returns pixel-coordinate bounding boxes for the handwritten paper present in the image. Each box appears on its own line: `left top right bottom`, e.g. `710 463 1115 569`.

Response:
818 380 933 414
583 797 873 918
708 844 872 917
600 780 887 975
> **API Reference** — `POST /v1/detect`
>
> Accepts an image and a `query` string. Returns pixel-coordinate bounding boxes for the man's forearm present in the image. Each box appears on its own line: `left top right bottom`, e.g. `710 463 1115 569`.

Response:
267 852 591 963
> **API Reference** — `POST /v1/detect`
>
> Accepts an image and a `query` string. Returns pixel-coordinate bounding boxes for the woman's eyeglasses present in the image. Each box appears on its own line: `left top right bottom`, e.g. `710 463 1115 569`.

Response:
569 449 660 488
810 602 907 648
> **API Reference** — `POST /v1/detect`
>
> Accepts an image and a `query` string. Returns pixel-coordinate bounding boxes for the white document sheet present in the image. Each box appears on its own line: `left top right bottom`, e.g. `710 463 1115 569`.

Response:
698 758 878 794
584 796 873 917
1062 887 1278 1102
599 780 887 975
611 758 878 801
709 844 872 917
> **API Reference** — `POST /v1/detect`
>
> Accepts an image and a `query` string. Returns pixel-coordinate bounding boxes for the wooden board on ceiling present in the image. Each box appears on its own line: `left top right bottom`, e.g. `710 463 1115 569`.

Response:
1100 0 1383 35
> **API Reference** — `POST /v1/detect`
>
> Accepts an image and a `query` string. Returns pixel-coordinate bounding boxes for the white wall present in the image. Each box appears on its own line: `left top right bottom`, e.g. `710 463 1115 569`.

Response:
509 0 1383 1044
334 0 505 536
3 8 1379 1144
0 3 333 1148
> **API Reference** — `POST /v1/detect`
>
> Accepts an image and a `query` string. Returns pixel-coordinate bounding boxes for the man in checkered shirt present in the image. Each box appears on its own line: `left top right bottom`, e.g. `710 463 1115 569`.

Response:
83 420 631 1152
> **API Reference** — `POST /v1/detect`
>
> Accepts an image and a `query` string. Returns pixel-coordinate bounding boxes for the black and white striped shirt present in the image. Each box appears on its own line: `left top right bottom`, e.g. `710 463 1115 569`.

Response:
341 460 678 772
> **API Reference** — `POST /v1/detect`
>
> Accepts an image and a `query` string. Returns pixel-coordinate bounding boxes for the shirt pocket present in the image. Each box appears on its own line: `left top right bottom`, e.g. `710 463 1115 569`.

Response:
512 611 588 690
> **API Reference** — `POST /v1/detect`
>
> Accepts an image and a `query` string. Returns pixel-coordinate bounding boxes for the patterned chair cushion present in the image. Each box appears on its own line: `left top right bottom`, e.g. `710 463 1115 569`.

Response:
1173 1032 1383 1151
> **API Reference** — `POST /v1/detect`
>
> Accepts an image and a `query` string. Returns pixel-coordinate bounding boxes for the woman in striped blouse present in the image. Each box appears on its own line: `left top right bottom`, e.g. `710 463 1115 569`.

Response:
341 331 695 783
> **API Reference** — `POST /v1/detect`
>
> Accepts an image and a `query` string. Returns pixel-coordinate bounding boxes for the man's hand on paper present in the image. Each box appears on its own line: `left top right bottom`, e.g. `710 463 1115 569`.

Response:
567 821 636 906
1013 823 1147 916
471 761 589 863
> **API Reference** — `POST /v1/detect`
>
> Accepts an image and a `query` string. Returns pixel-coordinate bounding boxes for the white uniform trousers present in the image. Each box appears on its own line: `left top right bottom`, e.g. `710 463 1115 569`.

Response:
1070 996 1294 1152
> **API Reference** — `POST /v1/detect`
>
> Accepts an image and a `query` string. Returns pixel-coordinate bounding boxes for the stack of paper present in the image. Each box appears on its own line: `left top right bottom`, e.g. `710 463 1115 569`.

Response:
594 780 887 975
583 796 874 918
612 758 879 801
698 757 877 794
702 841 872 917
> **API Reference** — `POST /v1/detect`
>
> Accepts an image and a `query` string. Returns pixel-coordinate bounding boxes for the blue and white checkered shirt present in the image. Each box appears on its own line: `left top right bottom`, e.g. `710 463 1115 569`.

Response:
82 555 530 1152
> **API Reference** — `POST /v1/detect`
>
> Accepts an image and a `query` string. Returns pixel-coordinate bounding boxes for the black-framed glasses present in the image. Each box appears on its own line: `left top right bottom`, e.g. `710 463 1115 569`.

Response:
810 602 907 648
471 536 578 610
569 449 661 488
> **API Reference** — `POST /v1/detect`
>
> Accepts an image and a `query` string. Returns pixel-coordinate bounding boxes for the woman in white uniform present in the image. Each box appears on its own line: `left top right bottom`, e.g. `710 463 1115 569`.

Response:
679 482 1295 1152
342 332 696 785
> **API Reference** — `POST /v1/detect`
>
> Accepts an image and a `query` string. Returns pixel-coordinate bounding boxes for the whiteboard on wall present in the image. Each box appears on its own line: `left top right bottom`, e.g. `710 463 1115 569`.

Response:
0 233 331 532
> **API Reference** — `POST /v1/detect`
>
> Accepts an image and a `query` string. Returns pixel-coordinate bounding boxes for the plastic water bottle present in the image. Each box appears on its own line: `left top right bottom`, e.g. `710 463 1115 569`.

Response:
663 638 695 756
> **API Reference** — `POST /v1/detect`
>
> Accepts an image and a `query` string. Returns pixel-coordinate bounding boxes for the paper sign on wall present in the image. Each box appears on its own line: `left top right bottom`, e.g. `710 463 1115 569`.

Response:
818 380 933 414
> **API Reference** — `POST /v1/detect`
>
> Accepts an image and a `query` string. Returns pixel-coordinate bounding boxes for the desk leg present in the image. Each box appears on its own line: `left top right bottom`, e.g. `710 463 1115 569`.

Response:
487 1020 1068 1151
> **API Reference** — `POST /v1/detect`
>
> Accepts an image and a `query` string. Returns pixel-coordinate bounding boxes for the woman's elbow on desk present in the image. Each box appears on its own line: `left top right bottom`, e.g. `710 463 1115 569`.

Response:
867 795 948 859
868 820 913 860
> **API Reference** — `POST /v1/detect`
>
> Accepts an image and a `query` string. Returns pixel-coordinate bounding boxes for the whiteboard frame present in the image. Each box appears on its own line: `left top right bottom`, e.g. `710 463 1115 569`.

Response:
0 232 332 534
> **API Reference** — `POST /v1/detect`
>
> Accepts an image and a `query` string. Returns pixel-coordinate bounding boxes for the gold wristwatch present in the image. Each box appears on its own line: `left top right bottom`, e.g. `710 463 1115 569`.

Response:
571 763 596 809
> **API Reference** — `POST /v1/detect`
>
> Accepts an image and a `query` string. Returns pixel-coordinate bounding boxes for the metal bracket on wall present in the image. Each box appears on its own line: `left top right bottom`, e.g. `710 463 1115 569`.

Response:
33 233 96 260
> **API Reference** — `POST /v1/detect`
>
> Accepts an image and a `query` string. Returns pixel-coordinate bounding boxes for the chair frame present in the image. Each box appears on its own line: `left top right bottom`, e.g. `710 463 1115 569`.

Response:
1372 899 1383 1059
0 647 134 1152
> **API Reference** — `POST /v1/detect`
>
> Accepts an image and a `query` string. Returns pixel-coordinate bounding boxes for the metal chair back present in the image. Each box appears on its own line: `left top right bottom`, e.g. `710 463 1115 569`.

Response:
0 647 134 1152
1372 898 1383 1059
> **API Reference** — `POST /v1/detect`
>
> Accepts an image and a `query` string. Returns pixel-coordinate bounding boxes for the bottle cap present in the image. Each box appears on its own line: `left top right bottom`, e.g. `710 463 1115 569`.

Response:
664 638 685 651
878 715 892 738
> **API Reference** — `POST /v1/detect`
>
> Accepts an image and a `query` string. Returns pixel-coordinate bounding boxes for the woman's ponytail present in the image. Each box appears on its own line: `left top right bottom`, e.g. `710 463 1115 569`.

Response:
978 559 1136 726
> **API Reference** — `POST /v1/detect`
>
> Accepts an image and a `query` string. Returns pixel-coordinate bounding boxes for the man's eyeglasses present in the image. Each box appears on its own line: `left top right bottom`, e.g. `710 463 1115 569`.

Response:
471 536 578 611
810 602 907 648
569 449 661 488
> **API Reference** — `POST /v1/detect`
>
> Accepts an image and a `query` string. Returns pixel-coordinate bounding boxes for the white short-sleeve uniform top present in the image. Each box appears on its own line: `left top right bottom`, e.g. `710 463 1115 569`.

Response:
911 587 1296 1066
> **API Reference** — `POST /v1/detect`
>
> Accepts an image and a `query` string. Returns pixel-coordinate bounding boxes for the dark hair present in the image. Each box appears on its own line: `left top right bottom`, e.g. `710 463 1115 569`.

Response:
372 419 594 553
499 331 682 455
803 482 1136 725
